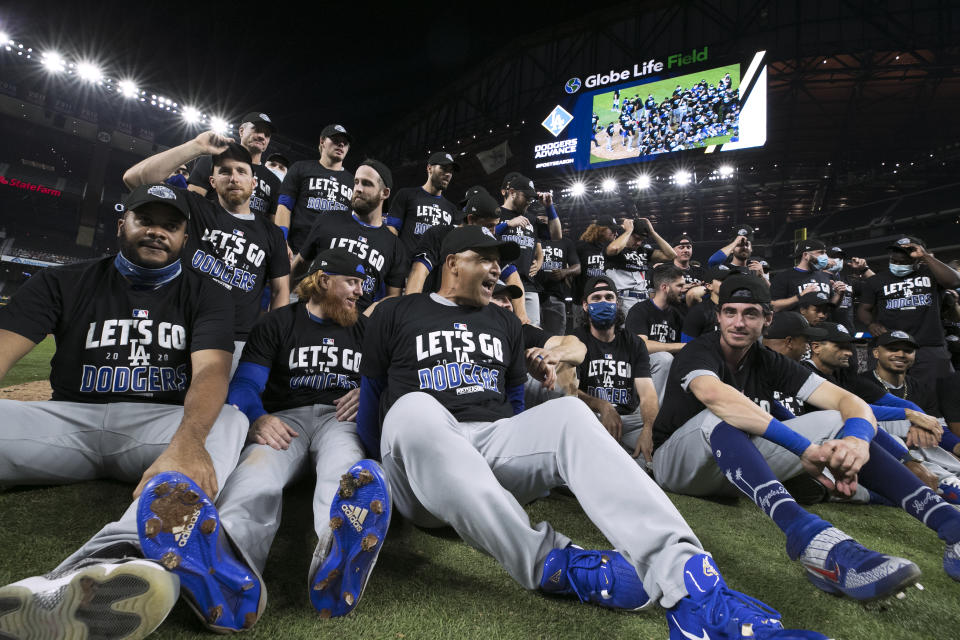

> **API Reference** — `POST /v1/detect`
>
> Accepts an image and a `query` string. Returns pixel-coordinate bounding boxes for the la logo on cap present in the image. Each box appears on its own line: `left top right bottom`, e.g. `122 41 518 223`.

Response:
445 154 453 161
259 113 271 121
837 325 849 334
147 185 176 199
898 238 910 245
482 227 495 239
891 330 909 339
335 125 346 132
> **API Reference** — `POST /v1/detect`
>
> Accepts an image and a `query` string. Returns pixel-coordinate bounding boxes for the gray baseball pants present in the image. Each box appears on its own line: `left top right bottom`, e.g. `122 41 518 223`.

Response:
0 399 248 570
648 352 673 403
879 419 960 480
524 291 541 328
540 295 566 336
231 341 245 377
380 392 703 608
653 408 844 497
216 404 364 573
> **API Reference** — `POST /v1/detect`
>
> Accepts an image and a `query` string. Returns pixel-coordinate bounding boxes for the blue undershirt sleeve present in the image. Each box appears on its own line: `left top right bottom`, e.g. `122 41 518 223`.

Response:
707 250 727 266
869 404 908 421
278 194 295 210
873 392 923 412
227 362 270 424
507 383 525 415
770 400 796 421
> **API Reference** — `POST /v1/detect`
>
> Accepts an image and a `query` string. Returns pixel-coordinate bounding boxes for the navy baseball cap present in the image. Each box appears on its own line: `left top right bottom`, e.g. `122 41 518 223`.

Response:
428 151 461 172
460 184 489 207
766 312 827 340
705 264 741 282
123 183 190 220
735 224 754 241
440 225 521 263
493 280 522 300
583 275 616 298
796 239 826 255
320 124 352 143
875 330 919 349
827 246 846 259
265 152 290 168
887 236 926 252
306 248 367 278
797 291 834 308
463 191 500 220
812 321 860 344
718 274 771 305
502 173 537 198
240 111 277 134
672 232 693 246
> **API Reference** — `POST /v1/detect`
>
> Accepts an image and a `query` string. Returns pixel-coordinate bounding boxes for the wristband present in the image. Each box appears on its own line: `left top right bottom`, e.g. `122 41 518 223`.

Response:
495 222 509 235
279 225 289 241
763 418 812 457
839 417 875 442
546 204 558 220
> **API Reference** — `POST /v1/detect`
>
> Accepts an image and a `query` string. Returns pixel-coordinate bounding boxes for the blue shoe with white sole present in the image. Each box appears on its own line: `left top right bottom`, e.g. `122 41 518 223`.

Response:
137 471 263 632
539 547 650 611
310 460 391 618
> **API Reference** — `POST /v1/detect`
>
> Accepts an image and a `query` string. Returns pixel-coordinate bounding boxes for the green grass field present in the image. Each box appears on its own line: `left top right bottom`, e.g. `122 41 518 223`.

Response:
2 350 959 638
2 336 55 386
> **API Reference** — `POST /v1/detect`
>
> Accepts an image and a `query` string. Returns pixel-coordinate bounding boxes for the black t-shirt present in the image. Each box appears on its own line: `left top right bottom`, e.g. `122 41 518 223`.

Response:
682 297 719 338
388 188 461 259
240 304 364 413
859 370 941 417
187 156 280 219
182 191 289 339
360 294 526 423
606 241 655 274
522 323 549 350
937 371 960 422
653 332 823 448
299 212 407 312
537 237 579 299
860 267 945 346
575 240 608 302
677 262 705 287
625 299 683 343
497 207 540 291
279 161 354 253
769 268 833 311
783 360 885 416
830 272 857 330
411 224 456 294
0 257 234 404
572 327 651 415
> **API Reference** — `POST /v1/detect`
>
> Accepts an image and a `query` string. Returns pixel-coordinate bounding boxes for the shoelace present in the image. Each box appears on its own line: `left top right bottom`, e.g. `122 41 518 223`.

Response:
942 476 960 489
699 583 782 635
828 539 878 571
564 551 613 602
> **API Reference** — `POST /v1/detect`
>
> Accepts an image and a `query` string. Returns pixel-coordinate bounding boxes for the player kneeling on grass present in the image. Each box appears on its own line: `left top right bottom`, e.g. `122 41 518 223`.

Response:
0 184 263 638
356 225 830 640
650 274 960 602
217 248 390 618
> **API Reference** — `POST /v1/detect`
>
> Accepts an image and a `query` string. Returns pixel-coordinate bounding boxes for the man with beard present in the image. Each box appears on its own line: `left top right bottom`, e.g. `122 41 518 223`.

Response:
218 248 390 619
706 226 766 280
356 227 831 640
124 132 291 374
497 173 545 325
188 112 280 220
671 232 706 309
0 184 263 637
386 152 462 258
771 240 841 313
604 217 675 312
277 124 355 256
291 160 405 313
652 275 960 598
681 265 739 341
625 264 686 400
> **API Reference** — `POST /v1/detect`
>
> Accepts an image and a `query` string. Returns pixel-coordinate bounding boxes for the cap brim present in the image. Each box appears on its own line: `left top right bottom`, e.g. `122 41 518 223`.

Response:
879 339 919 349
494 284 523 299
802 327 829 339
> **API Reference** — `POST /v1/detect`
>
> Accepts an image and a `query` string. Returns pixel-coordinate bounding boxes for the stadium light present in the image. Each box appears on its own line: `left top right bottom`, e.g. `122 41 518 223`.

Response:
210 117 228 135
718 164 735 178
636 174 652 189
181 106 201 124
0 32 8 44
118 80 139 98
570 182 586 196
41 51 65 73
602 178 616 192
76 61 103 83
673 170 692 186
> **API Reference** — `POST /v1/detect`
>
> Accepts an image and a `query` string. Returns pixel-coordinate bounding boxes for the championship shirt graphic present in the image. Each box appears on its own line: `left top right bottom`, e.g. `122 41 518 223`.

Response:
415 323 507 396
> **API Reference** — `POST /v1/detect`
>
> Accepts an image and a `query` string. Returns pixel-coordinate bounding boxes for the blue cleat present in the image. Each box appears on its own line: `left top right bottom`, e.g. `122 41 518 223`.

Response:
539 547 650 611
667 554 829 640
798 527 920 601
939 477 960 505
137 472 263 632
945 541 960 581
310 460 391 618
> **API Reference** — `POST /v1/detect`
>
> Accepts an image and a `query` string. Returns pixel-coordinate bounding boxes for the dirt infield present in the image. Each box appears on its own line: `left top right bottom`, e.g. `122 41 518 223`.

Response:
0 380 51 401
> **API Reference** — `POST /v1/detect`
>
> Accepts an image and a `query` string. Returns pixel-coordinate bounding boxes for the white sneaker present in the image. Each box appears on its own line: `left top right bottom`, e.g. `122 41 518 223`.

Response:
0 559 178 640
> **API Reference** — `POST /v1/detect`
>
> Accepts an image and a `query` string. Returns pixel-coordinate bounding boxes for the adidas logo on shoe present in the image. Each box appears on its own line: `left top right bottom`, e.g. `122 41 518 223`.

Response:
549 569 562 584
341 504 368 533
172 507 202 548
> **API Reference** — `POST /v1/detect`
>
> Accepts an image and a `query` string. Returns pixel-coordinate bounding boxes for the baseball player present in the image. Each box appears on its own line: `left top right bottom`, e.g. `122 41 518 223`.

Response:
536 224 580 336
355 226 828 639
497 173 544 325
796 291 834 327
216 248 391 618
386 151 462 257
857 236 960 387
604 217 675 312
651 274 960 600
706 226 765 279
0 184 261 637
574 218 616 321
770 240 841 312
123 132 291 374
573 275 659 464
291 159 406 313
681 265 741 342
624 264 685 399
276 124 354 255
670 232 706 308
188 112 281 220
264 152 290 182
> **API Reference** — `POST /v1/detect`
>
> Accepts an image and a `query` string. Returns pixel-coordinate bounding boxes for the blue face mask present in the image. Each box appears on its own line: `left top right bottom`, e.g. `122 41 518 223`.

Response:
587 301 618 329
889 263 915 277
812 254 830 270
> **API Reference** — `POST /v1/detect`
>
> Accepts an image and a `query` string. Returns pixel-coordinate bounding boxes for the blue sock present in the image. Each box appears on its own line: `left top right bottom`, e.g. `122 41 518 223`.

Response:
709 422 830 559
858 441 960 544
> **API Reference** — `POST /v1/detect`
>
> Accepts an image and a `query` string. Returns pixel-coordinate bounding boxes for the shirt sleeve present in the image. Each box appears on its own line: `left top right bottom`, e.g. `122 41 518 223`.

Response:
769 272 791 300
239 312 281 367
386 189 408 231
522 323 548 349
624 303 649 336
266 226 291 279
505 315 527 389
278 162 300 201
630 333 652 378
359 298 396 378
298 218 324 264
565 239 580 266
675 343 721 391
189 279 235 353
187 156 213 191
0 267 62 342
385 241 408 288
769 351 825 401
